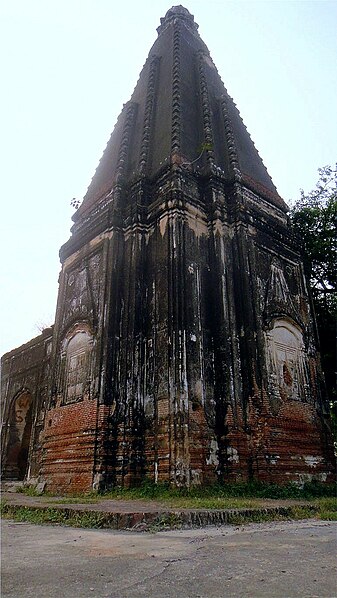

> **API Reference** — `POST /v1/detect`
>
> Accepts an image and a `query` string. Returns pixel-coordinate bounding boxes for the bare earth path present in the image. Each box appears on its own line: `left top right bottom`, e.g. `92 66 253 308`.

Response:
1 519 336 598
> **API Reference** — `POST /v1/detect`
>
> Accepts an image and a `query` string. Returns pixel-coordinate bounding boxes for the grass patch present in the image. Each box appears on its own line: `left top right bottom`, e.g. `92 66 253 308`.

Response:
13 479 335 504
2 479 335 530
14 486 100 503
98 479 336 503
16 485 42 497
0 504 106 528
156 496 263 509
1 497 336 530
48 494 100 505
313 497 337 521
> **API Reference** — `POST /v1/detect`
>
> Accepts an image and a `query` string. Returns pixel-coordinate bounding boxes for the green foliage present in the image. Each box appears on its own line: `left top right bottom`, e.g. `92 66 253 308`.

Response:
290 164 336 299
0 504 106 528
50 495 100 504
16 485 43 497
2 481 336 530
314 497 337 521
199 142 214 152
100 478 335 502
2 496 336 529
290 165 337 425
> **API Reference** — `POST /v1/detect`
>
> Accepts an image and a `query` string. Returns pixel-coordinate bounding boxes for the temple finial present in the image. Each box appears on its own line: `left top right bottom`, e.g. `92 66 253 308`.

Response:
157 5 199 35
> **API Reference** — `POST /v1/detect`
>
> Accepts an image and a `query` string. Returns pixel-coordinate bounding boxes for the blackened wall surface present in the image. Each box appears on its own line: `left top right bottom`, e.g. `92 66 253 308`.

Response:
1 328 52 480
1 6 335 492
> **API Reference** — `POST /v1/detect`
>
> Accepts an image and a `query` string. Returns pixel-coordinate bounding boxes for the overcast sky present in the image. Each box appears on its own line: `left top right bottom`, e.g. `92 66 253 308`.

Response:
1 0 336 358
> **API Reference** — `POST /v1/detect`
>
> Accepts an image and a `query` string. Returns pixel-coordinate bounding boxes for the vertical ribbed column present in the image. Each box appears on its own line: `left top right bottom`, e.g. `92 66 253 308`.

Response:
197 51 215 170
115 102 137 182
171 23 181 156
220 95 242 181
138 56 160 175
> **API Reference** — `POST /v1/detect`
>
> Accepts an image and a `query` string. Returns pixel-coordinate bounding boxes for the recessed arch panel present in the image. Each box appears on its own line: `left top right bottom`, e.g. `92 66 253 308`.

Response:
61 325 94 403
265 318 309 402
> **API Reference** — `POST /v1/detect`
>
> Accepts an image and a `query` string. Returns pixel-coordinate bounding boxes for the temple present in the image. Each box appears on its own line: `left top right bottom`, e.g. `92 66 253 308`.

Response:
1 6 334 493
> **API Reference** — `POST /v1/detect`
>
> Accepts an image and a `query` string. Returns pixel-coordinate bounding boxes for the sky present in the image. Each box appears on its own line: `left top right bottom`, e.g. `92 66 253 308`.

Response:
0 0 336 358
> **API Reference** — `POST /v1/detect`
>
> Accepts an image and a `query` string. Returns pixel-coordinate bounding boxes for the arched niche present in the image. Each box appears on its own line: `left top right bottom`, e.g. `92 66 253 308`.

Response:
265 318 307 401
61 325 93 403
4 390 33 480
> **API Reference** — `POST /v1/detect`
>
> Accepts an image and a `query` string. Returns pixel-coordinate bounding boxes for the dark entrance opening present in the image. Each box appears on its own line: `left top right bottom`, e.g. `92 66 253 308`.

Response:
4 391 33 480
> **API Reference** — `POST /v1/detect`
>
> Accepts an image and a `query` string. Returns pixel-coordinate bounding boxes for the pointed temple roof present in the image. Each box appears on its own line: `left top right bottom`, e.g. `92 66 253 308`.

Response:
76 5 286 218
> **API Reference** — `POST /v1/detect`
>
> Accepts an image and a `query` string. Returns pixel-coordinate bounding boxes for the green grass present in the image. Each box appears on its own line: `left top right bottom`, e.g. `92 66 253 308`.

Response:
1 495 336 530
97 478 336 502
15 486 100 503
95 479 336 518
16 485 43 497
2 479 335 530
1 499 335 530
14 479 336 503
12 478 336 509
0 503 106 528
313 497 337 520
48 495 100 504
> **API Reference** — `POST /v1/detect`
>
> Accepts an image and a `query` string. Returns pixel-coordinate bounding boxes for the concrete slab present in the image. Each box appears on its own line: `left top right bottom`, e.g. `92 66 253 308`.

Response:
1 519 336 597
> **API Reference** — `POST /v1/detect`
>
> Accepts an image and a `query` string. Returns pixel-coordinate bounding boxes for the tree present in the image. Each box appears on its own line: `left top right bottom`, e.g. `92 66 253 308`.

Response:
290 165 336 437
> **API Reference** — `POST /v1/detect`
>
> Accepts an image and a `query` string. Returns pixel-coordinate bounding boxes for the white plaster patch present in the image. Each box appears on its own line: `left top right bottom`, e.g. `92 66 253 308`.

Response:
63 230 114 268
159 215 168 237
304 455 323 468
292 471 328 488
212 219 223 237
295 473 313 487
226 447 239 463
206 439 219 466
92 473 104 491
194 380 203 400
190 469 202 485
186 214 209 239
173 460 190 486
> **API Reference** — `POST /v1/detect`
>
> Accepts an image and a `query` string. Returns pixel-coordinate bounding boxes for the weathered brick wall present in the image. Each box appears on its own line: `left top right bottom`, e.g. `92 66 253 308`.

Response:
41 400 111 494
1 328 52 480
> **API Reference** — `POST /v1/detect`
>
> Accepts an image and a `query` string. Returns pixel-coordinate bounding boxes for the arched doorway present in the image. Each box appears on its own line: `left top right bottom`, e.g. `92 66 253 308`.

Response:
4 391 33 480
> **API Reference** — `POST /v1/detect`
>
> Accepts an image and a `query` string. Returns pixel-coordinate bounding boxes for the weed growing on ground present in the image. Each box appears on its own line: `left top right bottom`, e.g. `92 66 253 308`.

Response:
0 504 107 528
1 498 335 530
98 479 336 504
2 479 335 530
16 485 42 497
314 497 337 520
49 494 100 505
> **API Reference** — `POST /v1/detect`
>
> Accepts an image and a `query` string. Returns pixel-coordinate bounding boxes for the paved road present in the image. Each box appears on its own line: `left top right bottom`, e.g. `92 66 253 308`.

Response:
1 519 336 598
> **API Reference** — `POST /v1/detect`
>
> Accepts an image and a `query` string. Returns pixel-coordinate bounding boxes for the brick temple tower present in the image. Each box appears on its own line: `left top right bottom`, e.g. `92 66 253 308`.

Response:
1 6 334 492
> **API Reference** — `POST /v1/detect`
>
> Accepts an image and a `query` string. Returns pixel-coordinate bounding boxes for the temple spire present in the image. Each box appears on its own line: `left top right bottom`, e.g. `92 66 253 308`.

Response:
75 5 286 218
